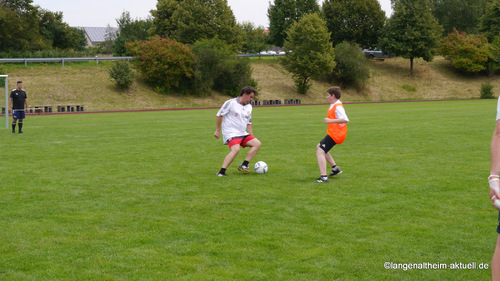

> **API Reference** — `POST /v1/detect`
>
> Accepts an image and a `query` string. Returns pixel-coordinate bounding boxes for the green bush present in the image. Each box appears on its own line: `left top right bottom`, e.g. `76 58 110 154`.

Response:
191 38 256 96
480 82 495 99
126 36 195 93
331 42 370 88
213 58 257 96
108 60 135 90
440 29 489 73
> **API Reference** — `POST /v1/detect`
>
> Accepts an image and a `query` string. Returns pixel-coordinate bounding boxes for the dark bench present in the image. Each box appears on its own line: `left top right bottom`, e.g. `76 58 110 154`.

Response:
284 99 302 105
57 105 84 112
262 99 282 105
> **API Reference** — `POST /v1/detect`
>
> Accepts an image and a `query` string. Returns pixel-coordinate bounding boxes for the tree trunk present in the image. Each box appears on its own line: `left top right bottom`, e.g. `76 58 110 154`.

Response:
410 57 414 75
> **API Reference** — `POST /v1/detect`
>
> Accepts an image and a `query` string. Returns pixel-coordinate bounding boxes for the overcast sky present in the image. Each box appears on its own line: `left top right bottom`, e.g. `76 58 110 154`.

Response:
31 0 393 28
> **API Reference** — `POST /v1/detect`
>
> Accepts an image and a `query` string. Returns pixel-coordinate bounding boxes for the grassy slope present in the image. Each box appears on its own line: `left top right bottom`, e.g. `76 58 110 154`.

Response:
2 57 500 111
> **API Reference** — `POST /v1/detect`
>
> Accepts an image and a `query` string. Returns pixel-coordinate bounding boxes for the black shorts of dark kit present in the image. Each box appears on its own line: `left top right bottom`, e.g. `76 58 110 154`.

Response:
319 135 336 153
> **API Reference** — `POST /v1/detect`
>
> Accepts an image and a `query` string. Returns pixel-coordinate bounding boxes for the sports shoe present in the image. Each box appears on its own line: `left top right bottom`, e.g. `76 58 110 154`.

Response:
12 130 15 134
216 172 227 177
18 130 23 134
329 167 342 177
238 164 250 174
313 177 329 183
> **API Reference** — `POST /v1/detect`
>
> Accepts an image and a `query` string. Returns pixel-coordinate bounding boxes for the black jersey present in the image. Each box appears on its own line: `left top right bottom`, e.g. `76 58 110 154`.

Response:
10 89 27 110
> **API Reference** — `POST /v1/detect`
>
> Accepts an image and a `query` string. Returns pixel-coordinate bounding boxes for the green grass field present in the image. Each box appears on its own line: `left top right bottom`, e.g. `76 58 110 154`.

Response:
1 100 498 280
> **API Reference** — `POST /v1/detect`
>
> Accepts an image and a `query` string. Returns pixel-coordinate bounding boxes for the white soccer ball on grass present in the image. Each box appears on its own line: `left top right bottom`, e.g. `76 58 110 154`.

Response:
254 161 268 174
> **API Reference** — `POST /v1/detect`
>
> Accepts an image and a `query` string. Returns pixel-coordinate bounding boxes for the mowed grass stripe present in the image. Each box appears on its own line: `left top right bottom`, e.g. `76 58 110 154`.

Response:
0 100 496 280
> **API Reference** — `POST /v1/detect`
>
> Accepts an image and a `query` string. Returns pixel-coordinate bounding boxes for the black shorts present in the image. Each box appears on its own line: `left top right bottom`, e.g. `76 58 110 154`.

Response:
319 135 336 153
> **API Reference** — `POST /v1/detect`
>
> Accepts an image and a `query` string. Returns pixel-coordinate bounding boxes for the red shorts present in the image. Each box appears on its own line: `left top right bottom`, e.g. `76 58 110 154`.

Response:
228 135 255 148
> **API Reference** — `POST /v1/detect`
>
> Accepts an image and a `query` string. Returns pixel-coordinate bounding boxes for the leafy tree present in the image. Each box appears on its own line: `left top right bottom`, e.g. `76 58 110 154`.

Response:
322 0 386 48
38 9 86 50
151 0 241 49
479 0 500 43
191 38 232 93
267 0 320 47
240 22 269 54
430 0 489 35
491 35 500 68
113 11 153 56
281 13 335 93
379 0 443 74
439 29 489 73
0 0 47 51
1 0 33 12
191 38 256 96
331 41 370 88
0 0 85 52
126 35 195 93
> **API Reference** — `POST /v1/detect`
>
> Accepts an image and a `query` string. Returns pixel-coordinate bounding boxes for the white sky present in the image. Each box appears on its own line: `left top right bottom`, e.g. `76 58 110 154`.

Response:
31 0 393 28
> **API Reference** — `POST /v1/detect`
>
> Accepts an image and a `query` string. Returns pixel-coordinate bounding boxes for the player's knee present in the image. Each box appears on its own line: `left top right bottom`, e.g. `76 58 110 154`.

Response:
230 145 241 154
254 139 262 149
316 145 326 154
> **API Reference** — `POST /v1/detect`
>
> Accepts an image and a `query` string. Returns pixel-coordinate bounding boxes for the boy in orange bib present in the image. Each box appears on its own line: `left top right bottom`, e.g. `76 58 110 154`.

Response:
314 86 349 183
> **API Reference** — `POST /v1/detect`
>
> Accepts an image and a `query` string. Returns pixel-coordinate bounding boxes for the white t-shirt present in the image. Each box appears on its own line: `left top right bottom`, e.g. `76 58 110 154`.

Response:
496 97 500 121
329 100 349 122
217 97 252 144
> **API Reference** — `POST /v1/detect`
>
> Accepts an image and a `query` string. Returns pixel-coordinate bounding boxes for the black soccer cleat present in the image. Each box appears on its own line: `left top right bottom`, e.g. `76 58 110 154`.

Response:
216 172 227 177
313 177 329 183
329 167 342 177
238 164 250 174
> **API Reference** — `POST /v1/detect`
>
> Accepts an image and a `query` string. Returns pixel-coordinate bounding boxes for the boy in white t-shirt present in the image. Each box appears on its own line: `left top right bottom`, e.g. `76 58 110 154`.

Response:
489 96 500 280
214 86 262 176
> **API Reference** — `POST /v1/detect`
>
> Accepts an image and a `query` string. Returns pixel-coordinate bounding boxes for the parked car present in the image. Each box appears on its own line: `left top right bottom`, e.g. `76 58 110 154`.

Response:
363 48 393 59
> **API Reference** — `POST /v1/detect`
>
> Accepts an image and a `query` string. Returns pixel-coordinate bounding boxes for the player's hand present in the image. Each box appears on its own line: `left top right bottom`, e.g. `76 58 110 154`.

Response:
490 176 500 210
214 130 220 140
324 118 331 123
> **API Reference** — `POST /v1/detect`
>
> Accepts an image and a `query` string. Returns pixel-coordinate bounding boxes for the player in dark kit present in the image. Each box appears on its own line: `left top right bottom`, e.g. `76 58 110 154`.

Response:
9 81 29 134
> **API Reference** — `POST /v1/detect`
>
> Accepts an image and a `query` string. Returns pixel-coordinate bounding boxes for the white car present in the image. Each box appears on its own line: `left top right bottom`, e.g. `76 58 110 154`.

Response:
363 48 393 59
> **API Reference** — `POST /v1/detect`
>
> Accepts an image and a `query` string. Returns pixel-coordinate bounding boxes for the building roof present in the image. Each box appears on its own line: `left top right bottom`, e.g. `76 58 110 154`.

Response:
77 27 118 44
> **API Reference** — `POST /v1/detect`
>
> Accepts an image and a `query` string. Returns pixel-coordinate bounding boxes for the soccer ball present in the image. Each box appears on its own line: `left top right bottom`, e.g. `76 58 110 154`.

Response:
254 161 268 174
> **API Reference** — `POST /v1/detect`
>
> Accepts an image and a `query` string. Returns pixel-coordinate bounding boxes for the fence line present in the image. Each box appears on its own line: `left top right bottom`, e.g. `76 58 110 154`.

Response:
0 56 133 67
0 53 284 67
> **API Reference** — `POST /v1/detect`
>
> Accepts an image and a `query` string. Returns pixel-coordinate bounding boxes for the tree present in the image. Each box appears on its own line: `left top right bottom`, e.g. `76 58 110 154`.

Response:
331 41 370 88
379 0 443 74
0 0 85 52
151 0 241 49
191 38 256 96
126 36 195 93
267 0 320 47
322 0 386 48
430 0 489 35
0 0 47 51
113 11 153 56
479 0 500 43
281 13 335 93
439 29 489 73
240 22 269 54
38 9 86 50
